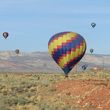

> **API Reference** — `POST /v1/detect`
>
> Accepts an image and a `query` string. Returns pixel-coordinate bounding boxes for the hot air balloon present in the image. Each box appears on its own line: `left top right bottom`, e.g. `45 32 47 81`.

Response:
15 49 19 55
82 64 87 71
48 32 86 77
91 22 96 28
90 48 94 54
3 32 9 39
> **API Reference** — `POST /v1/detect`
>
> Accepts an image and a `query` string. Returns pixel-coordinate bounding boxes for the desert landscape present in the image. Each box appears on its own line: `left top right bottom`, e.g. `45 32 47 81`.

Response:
0 70 110 110
0 52 110 110
0 0 110 110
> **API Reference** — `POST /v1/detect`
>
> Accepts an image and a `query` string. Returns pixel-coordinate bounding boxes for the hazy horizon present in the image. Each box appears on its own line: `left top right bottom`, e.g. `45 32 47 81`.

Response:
0 50 110 56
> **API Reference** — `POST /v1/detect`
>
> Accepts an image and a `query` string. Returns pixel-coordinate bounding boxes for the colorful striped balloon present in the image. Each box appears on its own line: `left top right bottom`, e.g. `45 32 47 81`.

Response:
48 32 86 75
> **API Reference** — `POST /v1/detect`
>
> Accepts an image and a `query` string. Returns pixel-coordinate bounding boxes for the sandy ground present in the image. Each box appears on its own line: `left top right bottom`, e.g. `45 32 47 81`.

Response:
54 79 110 110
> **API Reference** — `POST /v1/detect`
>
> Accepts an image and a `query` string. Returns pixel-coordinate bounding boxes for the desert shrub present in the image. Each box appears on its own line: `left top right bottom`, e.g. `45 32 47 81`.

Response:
0 96 11 110
16 97 30 105
37 101 73 110
40 79 51 87
49 88 57 92
4 96 30 106
5 97 18 106
0 104 10 110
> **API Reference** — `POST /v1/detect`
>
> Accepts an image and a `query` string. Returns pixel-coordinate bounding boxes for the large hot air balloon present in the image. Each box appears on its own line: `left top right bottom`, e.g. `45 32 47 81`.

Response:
91 22 96 28
15 49 19 55
48 32 86 76
3 32 9 39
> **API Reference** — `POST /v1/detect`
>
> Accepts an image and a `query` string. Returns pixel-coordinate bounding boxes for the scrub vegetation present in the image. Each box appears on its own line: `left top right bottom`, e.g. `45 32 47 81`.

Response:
0 70 110 110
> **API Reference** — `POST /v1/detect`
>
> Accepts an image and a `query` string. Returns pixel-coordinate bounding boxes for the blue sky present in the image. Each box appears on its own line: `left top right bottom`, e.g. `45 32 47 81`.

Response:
0 0 110 54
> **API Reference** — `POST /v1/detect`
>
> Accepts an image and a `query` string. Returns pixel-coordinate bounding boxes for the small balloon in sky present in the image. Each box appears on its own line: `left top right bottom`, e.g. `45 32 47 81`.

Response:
15 49 20 54
91 22 96 28
48 31 86 76
3 32 9 39
90 48 94 54
82 64 88 70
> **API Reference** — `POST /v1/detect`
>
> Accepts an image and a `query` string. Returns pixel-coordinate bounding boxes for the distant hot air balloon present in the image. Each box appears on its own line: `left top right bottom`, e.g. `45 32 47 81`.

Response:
15 49 19 55
3 32 9 39
91 22 96 28
48 32 86 77
82 64 87 71
90 48 94 54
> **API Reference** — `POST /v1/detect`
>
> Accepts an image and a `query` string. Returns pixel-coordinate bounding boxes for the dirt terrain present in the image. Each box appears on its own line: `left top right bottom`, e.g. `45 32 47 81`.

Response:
54 79 110 110
0 70 110 110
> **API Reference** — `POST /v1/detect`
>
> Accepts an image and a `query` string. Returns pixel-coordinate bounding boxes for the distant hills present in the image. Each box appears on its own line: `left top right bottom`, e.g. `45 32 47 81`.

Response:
0 51 110 73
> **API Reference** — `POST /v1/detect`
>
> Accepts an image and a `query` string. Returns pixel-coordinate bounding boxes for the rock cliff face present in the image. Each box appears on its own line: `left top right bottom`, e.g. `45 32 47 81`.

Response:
0 51 109 72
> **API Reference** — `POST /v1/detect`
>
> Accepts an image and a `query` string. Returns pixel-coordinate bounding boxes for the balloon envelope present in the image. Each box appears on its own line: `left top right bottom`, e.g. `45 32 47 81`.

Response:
91 23 96 28
15 49 19 54
90 48 94 54
48 32 86 75
82 64 87 70
3 32 9 39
